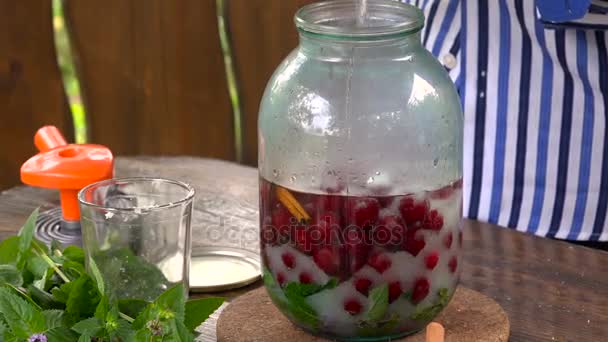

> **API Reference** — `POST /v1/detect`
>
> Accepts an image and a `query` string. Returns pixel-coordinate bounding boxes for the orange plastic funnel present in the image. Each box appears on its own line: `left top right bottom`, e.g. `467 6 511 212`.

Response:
21 126 114 221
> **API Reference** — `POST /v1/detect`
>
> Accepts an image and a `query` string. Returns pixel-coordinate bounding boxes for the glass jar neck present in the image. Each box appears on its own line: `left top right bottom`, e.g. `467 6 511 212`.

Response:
298 31 422 59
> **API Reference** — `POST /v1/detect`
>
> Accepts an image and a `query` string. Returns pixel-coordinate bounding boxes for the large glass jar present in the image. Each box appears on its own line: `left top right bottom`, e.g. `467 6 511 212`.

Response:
258 0 463 340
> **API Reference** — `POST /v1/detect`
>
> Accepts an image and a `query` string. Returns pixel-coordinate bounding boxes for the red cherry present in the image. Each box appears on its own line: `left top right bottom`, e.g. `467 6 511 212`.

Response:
448 256 458 273
425 252 439 270
378 196 394 208
346 197 380 228
368 252 392 273
312 213 341 245
344 298 363 315
373 224 392 245
343 244 371 273
388 281 402 303
281 252 295 269
403 228 426 257
444 232 453 249
422 209 444 231
355 278 373 296
299 272 313 284
316 195 343 215
343 227 372 273
377 214 406 247
313 246 339 275
411 278 430 304
399 196 429 224
293 227 313 254
276 272 286 286
272 204 293 228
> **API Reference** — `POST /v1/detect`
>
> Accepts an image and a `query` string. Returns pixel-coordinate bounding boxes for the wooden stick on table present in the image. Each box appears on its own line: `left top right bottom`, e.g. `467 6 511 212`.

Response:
426 322 445 342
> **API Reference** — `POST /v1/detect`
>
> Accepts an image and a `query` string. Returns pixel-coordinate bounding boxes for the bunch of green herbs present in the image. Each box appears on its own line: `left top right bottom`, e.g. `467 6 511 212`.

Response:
0 209 223 341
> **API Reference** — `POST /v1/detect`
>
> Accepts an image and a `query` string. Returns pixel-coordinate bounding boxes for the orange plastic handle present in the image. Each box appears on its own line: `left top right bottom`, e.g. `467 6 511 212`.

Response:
35 125 67 152
21 126 114 221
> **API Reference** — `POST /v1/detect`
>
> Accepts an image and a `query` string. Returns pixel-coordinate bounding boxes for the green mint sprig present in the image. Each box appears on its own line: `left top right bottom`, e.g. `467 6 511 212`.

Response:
0 209 224 341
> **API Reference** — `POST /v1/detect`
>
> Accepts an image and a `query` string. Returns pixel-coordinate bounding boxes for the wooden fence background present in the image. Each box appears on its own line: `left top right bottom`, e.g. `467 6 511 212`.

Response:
0 0 315 190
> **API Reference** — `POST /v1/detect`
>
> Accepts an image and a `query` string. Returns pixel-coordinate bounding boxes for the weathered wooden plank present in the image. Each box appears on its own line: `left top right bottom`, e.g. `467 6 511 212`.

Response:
227 0 317 166
63 0 235 159
0 0 73 190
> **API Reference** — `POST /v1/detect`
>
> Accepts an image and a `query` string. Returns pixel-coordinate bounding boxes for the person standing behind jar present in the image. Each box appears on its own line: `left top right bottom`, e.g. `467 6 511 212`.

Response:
401 0 608 249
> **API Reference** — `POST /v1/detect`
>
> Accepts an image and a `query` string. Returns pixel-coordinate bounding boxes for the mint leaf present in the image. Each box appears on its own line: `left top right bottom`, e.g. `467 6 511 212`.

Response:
62 260 85 278
42 310 64 330
283 283 319 329
62 246 84 264
46 326 79 342
27 285 64 310
0 236 20 265
170 319 193 341
0 314 8 337
71 317 103 335
0 287 45 338
410 288 451 321
282 278 338 297
94 296 110 321
17 209 39 269
183 297 224 330
65 275 101 324
87 257 105 295
51 281 73 304
132 284 186 330
262 268 290 312
0 265 23 286
78 333 92 342
111 319 135 340
118 299 149 318
93 248 170 301
2 283 42 311
26 255 49 280
366 284 389 322
154 283 186 321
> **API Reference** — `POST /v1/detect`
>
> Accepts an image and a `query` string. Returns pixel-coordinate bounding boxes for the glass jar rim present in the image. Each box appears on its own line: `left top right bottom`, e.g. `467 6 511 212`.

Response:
295 0 424 41
78 177 195 213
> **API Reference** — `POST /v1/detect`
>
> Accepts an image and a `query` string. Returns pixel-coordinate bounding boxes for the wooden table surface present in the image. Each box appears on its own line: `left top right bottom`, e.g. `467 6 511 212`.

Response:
0 157 606 341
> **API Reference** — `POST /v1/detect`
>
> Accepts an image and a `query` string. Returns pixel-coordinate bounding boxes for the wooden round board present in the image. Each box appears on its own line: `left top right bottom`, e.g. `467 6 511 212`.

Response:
217 286 509 341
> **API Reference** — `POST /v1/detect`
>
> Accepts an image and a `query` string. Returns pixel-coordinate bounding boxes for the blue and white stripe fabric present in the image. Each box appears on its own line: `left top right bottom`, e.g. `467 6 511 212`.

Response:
401 0 608 241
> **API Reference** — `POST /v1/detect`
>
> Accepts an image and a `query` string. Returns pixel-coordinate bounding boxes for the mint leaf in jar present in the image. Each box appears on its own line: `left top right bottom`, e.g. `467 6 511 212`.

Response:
283 283 320 330
284 278 338 297
410 287 451 321
365 284 389 322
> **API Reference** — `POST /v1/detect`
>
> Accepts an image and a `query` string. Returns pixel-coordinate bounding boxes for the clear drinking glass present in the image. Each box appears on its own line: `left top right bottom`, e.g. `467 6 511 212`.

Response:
258 0 463 340
78 177 194 301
